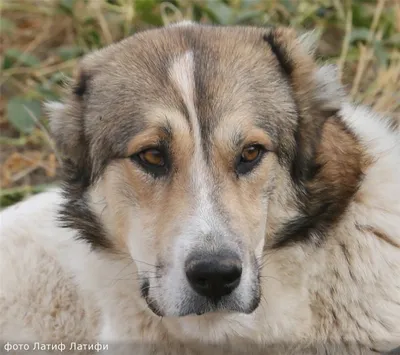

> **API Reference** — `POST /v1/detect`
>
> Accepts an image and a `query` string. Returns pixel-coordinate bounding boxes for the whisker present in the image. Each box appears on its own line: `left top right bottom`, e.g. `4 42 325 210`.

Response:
140 284 161 292
261 293 269 308
130 258 158 268
259 275 282 284
113 276 161 283
123 270 158 276
112 259 135 280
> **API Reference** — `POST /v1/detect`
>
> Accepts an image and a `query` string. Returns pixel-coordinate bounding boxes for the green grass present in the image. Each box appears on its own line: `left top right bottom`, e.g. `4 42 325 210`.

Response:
1 0 399 208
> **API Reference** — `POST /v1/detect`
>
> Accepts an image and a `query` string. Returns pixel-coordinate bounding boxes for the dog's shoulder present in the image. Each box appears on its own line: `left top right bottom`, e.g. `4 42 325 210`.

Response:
0 189 100 344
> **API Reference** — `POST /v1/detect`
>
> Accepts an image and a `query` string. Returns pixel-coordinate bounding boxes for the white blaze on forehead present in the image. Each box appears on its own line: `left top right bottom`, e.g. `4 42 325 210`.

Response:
169 51 222 239
168 51 203 157
169 51 197 132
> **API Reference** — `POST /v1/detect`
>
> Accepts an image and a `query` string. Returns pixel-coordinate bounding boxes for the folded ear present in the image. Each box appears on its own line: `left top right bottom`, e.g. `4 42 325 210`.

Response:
264 27 345 182
44 70 91 182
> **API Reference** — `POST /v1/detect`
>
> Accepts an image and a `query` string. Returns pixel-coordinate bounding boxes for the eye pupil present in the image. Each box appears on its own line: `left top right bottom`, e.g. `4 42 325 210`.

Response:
140 149 164 166
236 144 266 175
241 146 260 162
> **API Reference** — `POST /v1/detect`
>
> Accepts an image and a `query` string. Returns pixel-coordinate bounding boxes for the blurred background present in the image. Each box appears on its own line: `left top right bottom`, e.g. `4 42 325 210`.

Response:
1 0 399 208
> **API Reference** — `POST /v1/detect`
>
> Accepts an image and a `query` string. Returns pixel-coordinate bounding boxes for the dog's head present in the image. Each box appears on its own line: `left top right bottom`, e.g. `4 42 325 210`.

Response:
47 23 353 318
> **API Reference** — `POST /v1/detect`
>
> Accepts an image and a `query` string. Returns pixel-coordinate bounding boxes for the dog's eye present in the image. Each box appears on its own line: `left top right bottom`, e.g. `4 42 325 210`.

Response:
139 149 165 167
236 144 266 175
130 147 168 177
241 146 261 163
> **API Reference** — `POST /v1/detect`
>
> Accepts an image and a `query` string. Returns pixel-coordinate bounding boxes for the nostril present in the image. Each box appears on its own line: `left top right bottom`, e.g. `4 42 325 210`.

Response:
223 266 242 284
195 277 207 287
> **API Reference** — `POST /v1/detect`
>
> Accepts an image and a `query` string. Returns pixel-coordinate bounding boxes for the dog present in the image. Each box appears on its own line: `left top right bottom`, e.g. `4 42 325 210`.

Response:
1 22 400 355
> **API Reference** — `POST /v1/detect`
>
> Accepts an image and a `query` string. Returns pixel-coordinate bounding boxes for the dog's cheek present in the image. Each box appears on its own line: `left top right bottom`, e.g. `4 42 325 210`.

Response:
125 212 159 272
221 165 273 251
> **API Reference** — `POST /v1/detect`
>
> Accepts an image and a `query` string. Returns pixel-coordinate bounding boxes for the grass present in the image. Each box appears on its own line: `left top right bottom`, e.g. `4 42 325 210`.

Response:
1 0 399 208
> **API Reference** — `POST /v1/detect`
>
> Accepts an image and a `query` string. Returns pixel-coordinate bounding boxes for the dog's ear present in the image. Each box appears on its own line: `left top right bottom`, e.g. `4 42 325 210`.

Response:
44 69 91 182
264 27 345 182
297 30 320 56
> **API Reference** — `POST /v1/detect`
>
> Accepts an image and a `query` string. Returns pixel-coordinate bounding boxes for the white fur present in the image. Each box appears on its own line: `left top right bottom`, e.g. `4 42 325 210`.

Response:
0 190 99 354
314 65 345 110
168 20 195 27
43 101 65 114
298 30 320 55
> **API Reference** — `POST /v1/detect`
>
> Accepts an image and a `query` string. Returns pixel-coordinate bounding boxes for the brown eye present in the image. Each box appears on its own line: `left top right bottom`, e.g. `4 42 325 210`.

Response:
236 144 266 175
139 149 164 166
130 146 169 177
241 145 261 163
241 145 261 162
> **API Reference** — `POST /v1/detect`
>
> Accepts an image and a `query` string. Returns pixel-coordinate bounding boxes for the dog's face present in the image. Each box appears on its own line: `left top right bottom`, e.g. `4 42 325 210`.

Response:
47 24 350 318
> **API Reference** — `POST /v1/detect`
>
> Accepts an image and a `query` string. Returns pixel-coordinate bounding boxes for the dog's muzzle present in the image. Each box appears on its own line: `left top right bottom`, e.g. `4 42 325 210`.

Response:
140 248 260 318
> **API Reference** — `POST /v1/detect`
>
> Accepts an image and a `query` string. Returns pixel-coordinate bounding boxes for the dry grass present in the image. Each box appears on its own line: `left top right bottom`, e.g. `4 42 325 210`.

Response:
1 0 399 207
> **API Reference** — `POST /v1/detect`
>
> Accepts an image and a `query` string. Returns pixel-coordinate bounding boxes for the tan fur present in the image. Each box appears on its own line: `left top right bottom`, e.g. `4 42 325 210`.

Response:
357 224 400 249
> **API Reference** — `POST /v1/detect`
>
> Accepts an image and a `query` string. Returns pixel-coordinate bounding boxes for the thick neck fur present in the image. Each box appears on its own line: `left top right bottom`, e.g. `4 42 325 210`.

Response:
64 102 400 354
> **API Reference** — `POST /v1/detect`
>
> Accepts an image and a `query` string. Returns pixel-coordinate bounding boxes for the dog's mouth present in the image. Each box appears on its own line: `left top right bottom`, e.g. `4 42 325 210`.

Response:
140 279 261 318
179 297 261 317
140 280 164 317
145 297 164 317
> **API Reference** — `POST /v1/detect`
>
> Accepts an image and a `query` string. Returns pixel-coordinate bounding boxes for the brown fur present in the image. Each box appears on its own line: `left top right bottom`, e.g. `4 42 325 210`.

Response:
357 224 400 249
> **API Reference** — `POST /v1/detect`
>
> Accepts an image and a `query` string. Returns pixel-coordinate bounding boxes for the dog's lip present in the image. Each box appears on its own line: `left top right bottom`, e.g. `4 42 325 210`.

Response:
140 279 164 317
180 301 259 317
145 295 260 318
145 297 164 317
194 309 230 316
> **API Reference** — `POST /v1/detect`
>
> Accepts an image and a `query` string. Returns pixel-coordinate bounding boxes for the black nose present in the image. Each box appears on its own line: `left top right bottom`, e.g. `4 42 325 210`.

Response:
185 251 242 300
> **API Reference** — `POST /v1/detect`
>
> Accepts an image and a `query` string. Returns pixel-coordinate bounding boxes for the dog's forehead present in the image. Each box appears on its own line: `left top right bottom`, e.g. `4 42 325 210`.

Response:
82 26 296 154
